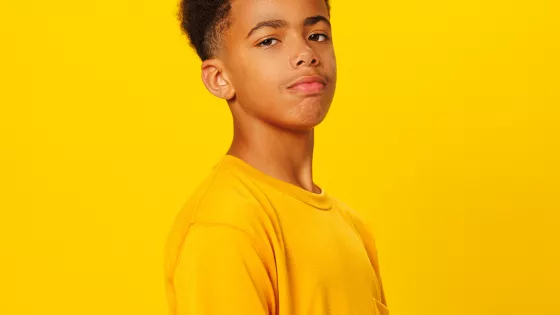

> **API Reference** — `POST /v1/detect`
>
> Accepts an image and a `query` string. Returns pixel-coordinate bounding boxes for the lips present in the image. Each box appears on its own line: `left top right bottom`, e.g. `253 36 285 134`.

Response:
287 75 327 94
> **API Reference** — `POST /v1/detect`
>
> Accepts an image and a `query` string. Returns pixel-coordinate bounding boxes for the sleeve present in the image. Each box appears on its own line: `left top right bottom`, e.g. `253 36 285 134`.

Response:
351 215 389 307
170 223 276 315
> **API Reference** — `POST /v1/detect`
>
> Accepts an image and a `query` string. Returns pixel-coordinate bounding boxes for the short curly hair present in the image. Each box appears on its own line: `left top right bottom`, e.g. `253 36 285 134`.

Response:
179 0 331 61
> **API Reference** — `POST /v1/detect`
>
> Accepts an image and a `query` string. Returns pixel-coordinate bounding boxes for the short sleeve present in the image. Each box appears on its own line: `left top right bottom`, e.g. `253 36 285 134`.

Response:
349 213 389 308
170 223 277 315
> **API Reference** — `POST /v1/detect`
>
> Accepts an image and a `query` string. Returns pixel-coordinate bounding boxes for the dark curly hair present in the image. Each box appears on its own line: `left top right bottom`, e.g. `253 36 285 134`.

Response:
179 0 331 61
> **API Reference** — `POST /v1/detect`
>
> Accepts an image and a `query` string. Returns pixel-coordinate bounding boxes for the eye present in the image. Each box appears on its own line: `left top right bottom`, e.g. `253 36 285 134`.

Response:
309 33 329 42
258 38 279 47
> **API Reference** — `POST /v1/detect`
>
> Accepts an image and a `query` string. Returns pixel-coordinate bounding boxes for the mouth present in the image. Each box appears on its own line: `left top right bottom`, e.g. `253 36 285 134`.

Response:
287 75 327 94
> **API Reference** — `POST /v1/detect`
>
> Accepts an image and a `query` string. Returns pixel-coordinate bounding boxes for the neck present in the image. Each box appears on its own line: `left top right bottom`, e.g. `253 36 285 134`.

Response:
226 115 319 193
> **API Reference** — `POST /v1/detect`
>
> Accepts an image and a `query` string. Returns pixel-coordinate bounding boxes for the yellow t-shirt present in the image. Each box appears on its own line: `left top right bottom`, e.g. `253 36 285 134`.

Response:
164 155 389 315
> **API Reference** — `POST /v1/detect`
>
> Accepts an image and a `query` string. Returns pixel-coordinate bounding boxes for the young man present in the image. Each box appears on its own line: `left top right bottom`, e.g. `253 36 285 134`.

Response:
164 0 389 314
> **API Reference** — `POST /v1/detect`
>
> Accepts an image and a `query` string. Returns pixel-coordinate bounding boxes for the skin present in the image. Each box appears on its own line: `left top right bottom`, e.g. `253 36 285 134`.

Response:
200 0 337 193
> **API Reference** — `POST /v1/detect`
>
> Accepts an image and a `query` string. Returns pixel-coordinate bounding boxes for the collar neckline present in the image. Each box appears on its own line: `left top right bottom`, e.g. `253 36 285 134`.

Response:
220 154 332 210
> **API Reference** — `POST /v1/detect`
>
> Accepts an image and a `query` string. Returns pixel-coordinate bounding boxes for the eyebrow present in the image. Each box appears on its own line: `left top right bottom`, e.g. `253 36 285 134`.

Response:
246 15 331 38
303 15 331 28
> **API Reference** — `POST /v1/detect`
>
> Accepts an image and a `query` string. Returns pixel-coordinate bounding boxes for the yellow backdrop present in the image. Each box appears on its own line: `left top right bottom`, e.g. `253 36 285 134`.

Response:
1 0 559 314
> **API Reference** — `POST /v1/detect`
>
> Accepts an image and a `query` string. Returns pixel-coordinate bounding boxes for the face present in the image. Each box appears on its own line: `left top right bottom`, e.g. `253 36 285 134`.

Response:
211 0 337 131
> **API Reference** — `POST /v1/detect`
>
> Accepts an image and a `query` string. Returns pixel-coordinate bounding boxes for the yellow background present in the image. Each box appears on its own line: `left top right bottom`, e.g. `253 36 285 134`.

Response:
1 0 559 314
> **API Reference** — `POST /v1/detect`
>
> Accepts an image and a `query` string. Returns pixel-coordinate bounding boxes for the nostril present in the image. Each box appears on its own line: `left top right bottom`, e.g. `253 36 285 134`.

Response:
297 60 304 66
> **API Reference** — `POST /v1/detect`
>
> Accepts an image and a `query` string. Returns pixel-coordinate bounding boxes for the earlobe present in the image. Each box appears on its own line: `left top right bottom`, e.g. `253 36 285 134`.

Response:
201 59 235 100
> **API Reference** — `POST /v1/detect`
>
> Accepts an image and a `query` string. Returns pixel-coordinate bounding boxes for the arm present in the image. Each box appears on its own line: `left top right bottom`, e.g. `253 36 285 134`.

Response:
350 214 389 307
170 223 276 315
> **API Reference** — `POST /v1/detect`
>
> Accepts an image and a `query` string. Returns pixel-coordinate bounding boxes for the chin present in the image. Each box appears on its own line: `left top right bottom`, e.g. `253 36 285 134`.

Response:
283 103 331 131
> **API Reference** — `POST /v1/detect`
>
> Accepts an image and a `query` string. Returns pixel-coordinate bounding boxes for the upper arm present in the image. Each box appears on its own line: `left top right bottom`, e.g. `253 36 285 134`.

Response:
349 211 389 307
170 223 276 315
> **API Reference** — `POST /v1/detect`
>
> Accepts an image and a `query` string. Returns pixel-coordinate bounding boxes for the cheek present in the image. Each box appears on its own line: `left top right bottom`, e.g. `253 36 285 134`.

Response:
324 50 337 80
240 64 284 105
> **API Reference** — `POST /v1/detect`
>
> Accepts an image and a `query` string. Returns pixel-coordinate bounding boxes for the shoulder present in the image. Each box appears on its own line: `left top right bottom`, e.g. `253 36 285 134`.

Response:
165 160 273 250
331 196 378 245
192 161 270 227
173 161 270 228
332 196 367 228
164 162 274 275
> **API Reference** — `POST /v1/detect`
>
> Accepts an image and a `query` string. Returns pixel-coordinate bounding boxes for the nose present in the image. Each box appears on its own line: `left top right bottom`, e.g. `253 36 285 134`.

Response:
290 43 320 69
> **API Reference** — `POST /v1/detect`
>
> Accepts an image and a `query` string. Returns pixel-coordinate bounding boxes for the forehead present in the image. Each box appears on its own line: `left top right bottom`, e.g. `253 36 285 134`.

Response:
229 0 330 33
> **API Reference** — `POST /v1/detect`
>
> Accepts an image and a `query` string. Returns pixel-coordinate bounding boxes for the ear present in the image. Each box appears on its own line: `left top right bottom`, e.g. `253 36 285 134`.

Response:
201 59 235 100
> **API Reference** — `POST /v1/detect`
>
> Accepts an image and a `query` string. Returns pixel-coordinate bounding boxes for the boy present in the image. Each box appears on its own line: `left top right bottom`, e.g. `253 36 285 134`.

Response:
164 0 389 314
